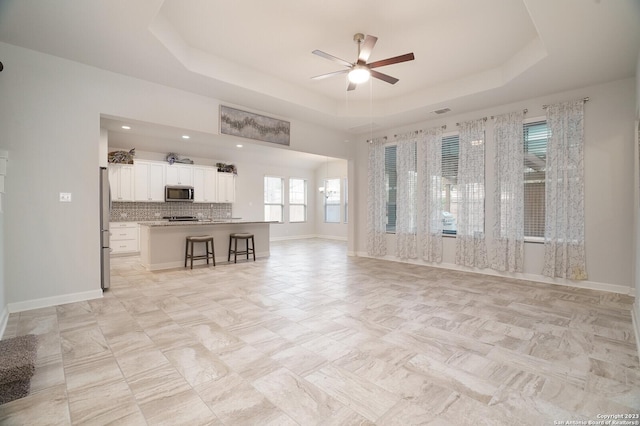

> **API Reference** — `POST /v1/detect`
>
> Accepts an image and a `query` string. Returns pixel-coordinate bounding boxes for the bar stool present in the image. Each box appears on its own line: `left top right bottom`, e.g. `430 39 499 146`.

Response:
184 235 215 269
228 233 255 263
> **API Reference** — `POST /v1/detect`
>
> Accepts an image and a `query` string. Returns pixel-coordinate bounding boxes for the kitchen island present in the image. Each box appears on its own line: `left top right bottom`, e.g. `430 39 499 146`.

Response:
138 220 273 271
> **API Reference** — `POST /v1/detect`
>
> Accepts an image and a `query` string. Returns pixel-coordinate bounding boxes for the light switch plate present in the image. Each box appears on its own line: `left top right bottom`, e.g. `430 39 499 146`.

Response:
59 192 72 202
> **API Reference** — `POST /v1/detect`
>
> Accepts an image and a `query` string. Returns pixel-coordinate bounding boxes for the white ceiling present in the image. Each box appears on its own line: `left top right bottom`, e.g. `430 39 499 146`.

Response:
0 0 638 160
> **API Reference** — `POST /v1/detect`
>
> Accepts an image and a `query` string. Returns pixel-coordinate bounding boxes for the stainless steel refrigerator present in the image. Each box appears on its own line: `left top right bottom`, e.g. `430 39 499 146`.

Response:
100 167 111 290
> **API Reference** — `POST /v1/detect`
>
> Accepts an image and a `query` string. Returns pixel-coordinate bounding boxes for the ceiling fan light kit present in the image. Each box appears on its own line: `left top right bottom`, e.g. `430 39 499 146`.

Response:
348 65 370 84
311 33 415 91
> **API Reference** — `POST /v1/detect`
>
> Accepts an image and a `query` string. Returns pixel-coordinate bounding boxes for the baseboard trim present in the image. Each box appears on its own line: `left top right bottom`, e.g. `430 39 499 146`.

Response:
354 251 634 295
8 289 103 314
270 234 317 242
0 305 9 338
270 235 348 242
314 235 348 241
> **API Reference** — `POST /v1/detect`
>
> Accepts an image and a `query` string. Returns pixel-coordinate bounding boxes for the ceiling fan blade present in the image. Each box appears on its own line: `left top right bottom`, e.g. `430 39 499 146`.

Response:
311 69 350 80
347 81 357 91
370 69 399 85
312 50 353 68
368 53 415 69
358 35 378 63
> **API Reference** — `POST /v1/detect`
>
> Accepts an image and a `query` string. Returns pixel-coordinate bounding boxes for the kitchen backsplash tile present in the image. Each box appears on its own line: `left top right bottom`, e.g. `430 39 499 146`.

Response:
111 202 232 222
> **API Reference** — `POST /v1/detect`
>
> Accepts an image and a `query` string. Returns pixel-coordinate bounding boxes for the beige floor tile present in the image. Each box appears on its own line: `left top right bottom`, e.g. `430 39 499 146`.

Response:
2 239 638 424
163 343 230 387
138 388 217 425
0 383 71 426
253 367 368 425
305 364 401 422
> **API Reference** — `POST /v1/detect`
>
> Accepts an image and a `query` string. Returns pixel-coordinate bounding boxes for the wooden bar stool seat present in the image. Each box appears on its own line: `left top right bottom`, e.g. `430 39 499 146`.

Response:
228 233 255 263
184 235 215 269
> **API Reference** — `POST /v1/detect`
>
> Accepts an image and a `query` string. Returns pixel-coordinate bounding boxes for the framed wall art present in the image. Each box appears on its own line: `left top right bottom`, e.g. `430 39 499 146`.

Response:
220 105 290 146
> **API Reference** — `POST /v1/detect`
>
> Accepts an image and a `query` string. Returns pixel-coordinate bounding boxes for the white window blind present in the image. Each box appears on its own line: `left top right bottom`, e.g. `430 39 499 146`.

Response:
385 145 397 232
289 178 307 223
523 121 548 238
442 135 459 234
264 176 283 222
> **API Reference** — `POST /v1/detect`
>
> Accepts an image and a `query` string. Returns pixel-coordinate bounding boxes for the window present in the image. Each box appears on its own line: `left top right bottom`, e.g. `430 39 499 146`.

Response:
523 120 548 238
289 178 307 223
385 145 397 232
324 178 341 223
442 135 459 235
385 144 418 233
264 176 283 222
343 177 348 223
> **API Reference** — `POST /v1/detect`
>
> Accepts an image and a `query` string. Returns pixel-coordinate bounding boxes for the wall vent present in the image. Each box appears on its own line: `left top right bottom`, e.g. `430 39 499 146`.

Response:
432 108 451 114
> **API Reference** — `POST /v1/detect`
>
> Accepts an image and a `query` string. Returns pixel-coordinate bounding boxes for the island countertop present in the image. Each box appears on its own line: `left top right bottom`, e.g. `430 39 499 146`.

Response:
138 220 273 271
138 220 276 227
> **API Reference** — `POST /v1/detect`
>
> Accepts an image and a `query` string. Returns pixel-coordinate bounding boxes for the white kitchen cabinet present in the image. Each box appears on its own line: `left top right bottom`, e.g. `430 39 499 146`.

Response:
108 164 135 201
193 166 217 203
217 172 236 203
110 222 139 254
165 164 193 186
134 160 165 202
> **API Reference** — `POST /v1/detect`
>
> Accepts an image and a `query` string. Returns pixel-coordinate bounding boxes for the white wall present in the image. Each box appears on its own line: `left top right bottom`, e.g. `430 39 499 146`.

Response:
0 41 352 310
354 78 637 294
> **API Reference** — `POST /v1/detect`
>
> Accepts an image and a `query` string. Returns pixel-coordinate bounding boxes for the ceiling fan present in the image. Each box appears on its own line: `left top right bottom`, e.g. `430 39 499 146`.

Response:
311 33 415 91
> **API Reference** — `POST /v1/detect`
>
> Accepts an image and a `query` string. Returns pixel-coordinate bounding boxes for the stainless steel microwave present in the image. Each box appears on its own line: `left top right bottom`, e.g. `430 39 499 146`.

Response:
165 185 194 202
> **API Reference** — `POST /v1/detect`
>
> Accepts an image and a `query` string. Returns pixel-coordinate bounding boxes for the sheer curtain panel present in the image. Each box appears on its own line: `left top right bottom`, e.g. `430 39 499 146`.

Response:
455 119 488 268
492 111 524 272
367 138 387 256
543 100 587 280
395 134 418 259
419 127 443 262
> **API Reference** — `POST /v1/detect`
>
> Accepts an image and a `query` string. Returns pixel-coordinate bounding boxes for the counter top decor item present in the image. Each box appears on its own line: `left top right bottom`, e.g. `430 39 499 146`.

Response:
108 148 135 164
165 153 193 165
216 162 237 174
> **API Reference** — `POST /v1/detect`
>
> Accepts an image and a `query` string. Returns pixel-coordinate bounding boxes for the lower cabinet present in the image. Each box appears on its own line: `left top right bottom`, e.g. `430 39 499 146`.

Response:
110 222 139 254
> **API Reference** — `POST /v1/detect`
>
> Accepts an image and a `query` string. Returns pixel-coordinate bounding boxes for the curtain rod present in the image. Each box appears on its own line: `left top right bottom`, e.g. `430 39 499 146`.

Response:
543 97 589 110
456 117 487 127
490 109 528 120
367 96 590 142
366 124 446 143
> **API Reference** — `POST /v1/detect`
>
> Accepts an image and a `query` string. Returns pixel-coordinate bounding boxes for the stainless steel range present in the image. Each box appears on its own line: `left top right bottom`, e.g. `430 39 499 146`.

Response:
163 215 198 222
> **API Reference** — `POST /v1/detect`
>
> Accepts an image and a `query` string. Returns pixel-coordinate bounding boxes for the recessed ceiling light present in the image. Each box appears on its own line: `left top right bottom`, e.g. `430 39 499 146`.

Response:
121 125 131 130
236 144 243 148
182 135 190 139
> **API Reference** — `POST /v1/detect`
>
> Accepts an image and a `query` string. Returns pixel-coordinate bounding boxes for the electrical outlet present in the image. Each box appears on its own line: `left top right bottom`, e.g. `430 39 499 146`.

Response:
59 192 72 202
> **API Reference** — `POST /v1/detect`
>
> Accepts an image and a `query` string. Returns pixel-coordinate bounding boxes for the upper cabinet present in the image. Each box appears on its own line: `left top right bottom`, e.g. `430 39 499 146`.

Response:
193 166 217 203
109 164 134 201
165 164 193 186
217 172 236 203
110 161 234 204
134 161 165 202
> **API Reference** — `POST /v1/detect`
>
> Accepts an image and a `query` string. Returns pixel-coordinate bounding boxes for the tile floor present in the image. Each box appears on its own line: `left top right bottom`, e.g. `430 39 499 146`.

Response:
1 239 638 425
